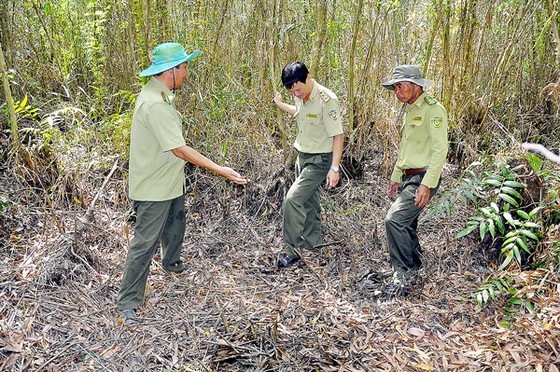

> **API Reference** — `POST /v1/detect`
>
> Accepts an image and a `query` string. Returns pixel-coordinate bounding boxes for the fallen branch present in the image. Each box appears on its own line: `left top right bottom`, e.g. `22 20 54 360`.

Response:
521 143 560 165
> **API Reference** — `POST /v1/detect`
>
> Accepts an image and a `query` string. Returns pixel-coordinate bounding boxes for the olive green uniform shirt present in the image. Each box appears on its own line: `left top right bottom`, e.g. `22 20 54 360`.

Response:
293 80 344 153
129 77 186 201
390 92 448 188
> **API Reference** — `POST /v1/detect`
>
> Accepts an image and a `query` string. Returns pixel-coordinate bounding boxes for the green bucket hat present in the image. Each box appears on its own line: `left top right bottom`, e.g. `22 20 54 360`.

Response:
139 42 201 77
381 65 432 90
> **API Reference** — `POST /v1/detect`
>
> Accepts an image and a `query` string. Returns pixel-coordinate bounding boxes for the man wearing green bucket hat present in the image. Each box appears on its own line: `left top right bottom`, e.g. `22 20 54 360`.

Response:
380 65 448 294
117 42 247 324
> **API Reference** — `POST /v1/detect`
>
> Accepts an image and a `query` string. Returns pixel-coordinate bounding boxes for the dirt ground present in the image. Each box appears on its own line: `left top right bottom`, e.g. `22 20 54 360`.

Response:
1 152 559 371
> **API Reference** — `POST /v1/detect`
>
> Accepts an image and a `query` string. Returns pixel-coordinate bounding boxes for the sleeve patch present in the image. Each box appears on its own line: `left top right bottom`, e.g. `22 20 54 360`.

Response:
431 116 443 128
328 109 338 121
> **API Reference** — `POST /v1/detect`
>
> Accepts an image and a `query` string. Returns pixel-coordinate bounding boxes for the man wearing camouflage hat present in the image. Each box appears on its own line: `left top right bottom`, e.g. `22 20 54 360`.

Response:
117 42 247 324
381 65 448 291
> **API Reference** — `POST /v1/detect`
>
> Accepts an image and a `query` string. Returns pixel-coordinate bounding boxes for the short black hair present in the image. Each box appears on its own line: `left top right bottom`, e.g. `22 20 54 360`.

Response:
281 62 309 89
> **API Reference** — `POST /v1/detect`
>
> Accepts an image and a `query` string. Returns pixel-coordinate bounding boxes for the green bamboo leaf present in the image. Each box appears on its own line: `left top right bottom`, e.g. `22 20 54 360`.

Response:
476 292 483 307
479 221 488 241
516 237 530 253
519 229 539 241
503 212 516 226
502 236 517 245
499 250 514 270
501 242 515 254
500 186 523 200
480 207 492 218
481 178 502 187
455 224 478 239
488 219 496 239
470 215 484 222
524 301 535 313
492 214 505 234
482 289 489 303
523 221 540 229
516 210 530 220
508 297 523 305
488 286 496 300
490 202 500 214
499 193 519 207
513 244 521 264
529 206 543 218
503 180 526 189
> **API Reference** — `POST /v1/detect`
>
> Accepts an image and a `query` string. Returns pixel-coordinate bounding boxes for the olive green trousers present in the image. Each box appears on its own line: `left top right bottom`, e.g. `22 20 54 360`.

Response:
117 195 185 311
282 152 331 258
384 173 440 277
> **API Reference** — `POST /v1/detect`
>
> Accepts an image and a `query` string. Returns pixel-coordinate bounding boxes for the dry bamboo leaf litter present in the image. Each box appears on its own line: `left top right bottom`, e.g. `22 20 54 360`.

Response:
1 161 559 371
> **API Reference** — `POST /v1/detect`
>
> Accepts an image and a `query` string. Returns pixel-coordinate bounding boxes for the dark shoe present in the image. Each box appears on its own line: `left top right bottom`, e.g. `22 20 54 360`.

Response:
118 309 137 325
166 262 186 273
277 252 300 269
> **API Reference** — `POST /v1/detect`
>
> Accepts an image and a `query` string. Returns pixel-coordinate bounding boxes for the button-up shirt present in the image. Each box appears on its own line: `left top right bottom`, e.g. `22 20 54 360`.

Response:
390 92 449 188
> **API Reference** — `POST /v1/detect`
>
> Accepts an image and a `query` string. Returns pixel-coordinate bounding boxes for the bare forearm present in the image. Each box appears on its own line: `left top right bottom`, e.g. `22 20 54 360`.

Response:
172 145 221 174
331 134 344 168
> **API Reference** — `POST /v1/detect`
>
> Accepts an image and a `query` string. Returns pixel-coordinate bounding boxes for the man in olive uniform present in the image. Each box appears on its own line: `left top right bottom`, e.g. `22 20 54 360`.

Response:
381 65 448 287
273 62 344 268
118 42 247 323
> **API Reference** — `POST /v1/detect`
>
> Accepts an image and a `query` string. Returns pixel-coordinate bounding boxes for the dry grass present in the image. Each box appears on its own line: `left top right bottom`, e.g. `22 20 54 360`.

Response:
1 150 559 371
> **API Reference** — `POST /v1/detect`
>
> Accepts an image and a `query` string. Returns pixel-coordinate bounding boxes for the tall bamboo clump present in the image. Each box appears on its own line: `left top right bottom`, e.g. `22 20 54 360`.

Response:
1 0 558 171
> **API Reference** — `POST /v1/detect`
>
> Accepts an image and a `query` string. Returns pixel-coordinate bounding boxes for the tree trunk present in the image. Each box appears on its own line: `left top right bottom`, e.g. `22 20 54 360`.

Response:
348 0 364 136
310 1 328 77
547 0 560 66
0 42 19 150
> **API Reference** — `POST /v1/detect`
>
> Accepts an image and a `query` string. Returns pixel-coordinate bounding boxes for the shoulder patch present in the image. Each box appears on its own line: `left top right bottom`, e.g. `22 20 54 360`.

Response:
318 89 332 103
424 96 437 105
431 116 443 128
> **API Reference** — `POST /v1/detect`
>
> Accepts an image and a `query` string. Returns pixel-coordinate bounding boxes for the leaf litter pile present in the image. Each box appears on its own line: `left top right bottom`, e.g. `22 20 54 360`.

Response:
1 151 559 371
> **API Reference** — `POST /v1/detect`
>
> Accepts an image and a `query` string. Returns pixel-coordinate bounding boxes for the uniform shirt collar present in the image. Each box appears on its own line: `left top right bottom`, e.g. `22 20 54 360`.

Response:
149 76 176 104
410 91 428 108
306 79 318 103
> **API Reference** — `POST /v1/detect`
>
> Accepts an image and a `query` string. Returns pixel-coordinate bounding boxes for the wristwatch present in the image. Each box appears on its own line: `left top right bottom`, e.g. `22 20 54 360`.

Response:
330 165 340 173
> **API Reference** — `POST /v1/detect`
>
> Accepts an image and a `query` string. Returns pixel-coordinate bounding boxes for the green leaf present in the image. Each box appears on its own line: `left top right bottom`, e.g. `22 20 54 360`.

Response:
482 289 489 303
523 221 540 229
516 237 531 253
499 193 519 207
503 180 526 189
479 221 488 241
508 297 523 305
455 224 478 239
519 229 539 241
481 178 502 187
503 212 516 226
480 207 492 218
500 186 523 200
524 301 535 313
502 236 518 245
499 250 514 269
516 210 530 220
513 244 521 264
488 218 496 239
529 206 543 218
492 214 505 234
490 202 500 214
488 286 496 300
476 292 483 307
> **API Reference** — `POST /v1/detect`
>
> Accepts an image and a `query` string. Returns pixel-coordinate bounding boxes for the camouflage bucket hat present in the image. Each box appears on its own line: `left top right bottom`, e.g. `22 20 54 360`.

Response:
381 65 432 90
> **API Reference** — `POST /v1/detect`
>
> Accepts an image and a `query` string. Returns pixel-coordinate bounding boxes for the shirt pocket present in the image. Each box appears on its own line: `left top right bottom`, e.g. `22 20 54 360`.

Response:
304 110 322 125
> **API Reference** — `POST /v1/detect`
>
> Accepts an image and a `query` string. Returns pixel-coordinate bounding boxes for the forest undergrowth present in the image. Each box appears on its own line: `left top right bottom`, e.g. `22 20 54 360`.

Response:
1 125 559 370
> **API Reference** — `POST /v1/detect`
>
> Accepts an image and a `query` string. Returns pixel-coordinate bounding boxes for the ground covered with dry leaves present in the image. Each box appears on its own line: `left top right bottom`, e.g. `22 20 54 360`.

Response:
1 151 559 371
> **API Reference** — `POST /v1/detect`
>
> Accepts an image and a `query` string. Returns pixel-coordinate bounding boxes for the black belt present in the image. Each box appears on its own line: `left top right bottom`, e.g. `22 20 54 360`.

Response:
403 167 427 176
